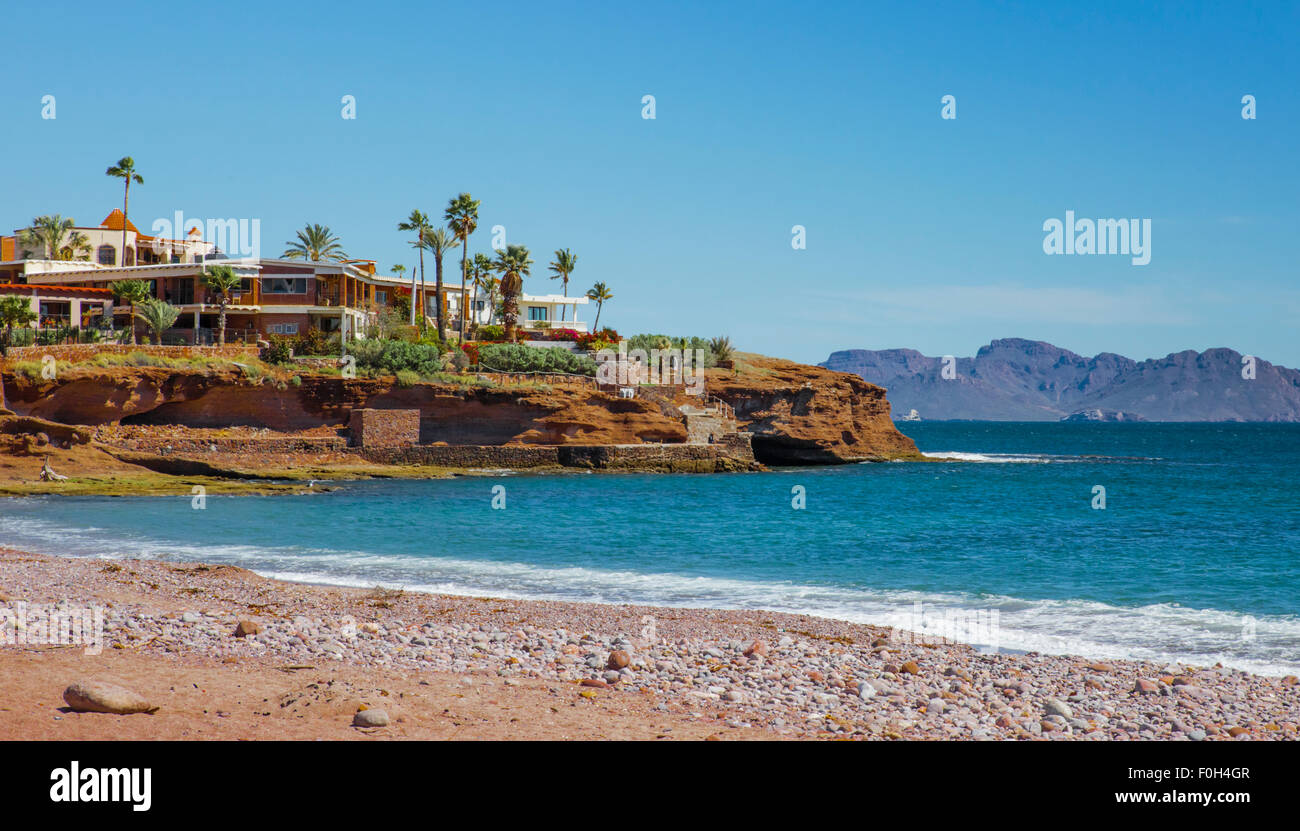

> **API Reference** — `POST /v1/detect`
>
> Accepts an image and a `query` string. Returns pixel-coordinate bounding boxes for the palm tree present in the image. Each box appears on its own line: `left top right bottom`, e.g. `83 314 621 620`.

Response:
483 276 501 326
18 215 77 260
586 281 613 330
467 253 494 335
282 223 347 261
396 210 431 327
109 279 153 345
420 227 460 341
105 157 143 266
492 245 533 342
134 299 181 344
548 248 577 296
200 265 243 346
0 296 37 351
444 193 481 341
58 231 92 261
708 336 735 363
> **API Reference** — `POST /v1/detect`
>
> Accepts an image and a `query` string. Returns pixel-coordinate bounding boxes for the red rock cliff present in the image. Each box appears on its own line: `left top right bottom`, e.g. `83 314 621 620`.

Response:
2 355 920 464
707 355 920 464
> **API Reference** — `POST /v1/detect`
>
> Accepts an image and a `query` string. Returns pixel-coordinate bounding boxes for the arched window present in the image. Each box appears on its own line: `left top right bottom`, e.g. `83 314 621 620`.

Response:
97 245 116 266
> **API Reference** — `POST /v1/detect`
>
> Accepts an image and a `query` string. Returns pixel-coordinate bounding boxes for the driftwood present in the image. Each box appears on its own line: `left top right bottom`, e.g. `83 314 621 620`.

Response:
39 455 67 482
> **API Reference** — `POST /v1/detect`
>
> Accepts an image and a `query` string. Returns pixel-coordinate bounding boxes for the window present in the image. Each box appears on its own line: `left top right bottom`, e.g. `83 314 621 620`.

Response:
376 290 387 305
268 323 300 335
262 277 308 294
474 300 485 311
528 306 547 321
97 245 116 266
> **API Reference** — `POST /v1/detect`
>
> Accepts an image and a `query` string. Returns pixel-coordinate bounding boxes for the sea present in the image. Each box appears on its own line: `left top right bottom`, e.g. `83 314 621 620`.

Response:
2 422 1297 675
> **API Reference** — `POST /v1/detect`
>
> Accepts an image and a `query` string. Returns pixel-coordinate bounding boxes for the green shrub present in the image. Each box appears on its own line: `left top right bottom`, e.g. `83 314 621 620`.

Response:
477 324 505 341
349 339 444 376
394 368 421 387
476 343 597 375
261 335 294 365
295 327 336 357
624 333 719 368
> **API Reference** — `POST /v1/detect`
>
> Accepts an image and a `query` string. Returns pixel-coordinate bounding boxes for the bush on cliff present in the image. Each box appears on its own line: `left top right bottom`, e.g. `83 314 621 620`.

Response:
261 336 295 365
624 334 720 368
475 343 597 375
349 339 444 376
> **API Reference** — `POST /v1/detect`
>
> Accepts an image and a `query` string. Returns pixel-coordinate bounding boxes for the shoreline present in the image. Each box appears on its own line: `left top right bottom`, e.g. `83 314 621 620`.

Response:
2 547 1296 740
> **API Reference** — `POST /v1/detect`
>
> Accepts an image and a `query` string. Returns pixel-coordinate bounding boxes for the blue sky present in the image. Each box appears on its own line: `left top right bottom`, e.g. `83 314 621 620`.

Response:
2 1 1296 365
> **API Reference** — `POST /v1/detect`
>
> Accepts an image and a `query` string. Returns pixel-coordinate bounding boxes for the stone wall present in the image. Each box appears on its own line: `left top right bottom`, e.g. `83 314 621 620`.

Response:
685 413 732 444
348 408 420 447
1 344 261 365
354 434 755 473
111 436 347 454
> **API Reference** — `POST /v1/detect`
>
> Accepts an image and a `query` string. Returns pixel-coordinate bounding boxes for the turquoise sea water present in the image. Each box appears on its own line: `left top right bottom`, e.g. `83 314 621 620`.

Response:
2 423 1297 675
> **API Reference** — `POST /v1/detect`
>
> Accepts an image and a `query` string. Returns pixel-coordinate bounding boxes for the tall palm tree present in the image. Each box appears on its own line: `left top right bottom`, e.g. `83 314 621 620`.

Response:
18 215 76 260
396 210 431 327
444 193 481 341
134 299 181 344
467 252 494 334
282 223 347 261
548 248 577 296
420 227 460 341
492 245 533 342
109 279 153 345
201 265 244 346
105 157 143 266
586 281 613 330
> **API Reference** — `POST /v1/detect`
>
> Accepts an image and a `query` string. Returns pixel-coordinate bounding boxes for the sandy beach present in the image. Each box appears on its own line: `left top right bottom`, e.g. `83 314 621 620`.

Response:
2 547 1296 741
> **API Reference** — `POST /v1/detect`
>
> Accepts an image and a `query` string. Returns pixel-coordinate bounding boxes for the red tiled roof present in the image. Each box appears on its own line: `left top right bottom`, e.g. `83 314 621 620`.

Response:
100 209 140 234
0 283 113 296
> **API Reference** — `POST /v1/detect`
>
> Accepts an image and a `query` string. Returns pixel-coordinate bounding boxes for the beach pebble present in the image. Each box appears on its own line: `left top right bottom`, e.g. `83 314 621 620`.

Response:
900 661 920 675
743 639 769 657
607 650 630 669
352 709 389 728
234 620 261 638
1134 678 1159 694
63 680 157 715
1044 698 1073 719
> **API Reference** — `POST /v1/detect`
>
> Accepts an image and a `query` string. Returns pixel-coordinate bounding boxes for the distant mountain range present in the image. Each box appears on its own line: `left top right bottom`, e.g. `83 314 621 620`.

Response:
821 338 1300 422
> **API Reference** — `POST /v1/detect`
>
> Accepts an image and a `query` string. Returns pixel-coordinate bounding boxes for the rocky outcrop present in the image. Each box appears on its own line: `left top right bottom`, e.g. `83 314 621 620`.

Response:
706 355 920 464
3 355 921 466
1 366 688 446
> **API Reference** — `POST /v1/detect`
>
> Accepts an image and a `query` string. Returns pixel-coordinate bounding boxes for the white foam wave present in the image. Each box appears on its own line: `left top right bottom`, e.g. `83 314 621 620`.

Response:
923 451 1055 463
3 513 1297 675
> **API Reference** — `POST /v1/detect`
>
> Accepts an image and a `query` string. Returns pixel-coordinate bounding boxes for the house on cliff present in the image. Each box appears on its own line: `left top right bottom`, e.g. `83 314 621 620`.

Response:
1 213 591 343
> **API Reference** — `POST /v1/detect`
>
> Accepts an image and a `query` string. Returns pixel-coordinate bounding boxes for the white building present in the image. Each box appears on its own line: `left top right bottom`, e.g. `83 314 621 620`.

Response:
367 275 591 333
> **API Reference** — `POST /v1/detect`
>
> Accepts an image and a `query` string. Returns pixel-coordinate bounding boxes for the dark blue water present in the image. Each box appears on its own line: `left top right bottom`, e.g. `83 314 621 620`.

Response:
2 423 1297 674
